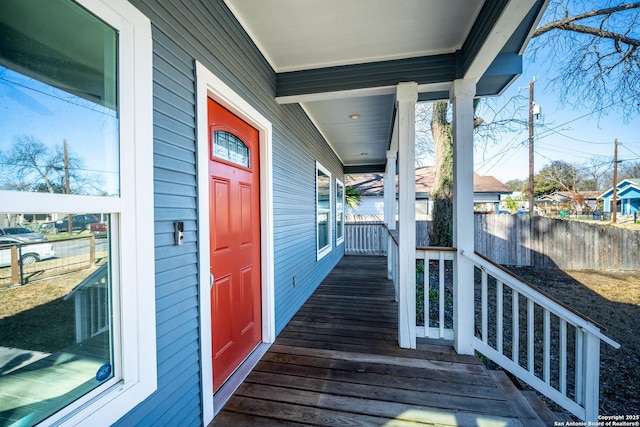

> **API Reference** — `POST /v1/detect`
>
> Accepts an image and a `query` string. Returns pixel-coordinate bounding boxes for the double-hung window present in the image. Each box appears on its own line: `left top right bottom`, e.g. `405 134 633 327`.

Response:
316 162 332 259
0 0 155 425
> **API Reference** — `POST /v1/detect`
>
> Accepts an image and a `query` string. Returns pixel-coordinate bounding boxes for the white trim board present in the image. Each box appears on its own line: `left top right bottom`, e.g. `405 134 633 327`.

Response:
195 61 276 425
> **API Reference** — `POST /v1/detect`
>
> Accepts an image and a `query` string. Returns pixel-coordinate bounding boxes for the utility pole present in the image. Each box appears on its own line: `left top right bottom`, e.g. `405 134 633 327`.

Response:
64 139 72 234
612 138 618 224
528 79 535 216
64 139 70 195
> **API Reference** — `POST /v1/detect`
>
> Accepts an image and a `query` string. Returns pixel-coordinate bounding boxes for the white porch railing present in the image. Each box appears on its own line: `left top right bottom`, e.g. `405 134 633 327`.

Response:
416 247 455 340
386 229 399 300
345 222 387 255
462 250 620 422
64 264 110 343
364 226 620 421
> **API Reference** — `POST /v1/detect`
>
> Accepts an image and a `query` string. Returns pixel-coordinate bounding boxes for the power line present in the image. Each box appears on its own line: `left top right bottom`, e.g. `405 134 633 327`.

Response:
537 125 614 144
622 144 640 159
0 75 116 117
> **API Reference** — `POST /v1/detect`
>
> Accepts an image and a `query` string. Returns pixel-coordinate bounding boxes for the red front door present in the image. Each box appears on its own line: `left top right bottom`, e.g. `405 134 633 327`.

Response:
208 98 262 392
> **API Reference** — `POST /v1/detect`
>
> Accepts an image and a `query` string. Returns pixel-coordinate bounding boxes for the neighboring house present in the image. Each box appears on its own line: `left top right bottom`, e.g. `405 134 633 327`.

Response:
600 179 640 215
0 1 574 426
536 190 601 213
346 166 512 218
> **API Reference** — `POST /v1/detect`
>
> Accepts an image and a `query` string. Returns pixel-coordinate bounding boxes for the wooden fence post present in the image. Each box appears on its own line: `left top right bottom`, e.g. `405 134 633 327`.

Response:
11 245 20 286
90 235 96 266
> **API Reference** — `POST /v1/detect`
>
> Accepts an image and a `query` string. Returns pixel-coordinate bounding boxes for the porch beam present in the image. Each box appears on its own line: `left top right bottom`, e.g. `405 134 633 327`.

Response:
276 54 455 101
396 82 418 349
343 164 385 174
451 78 476 355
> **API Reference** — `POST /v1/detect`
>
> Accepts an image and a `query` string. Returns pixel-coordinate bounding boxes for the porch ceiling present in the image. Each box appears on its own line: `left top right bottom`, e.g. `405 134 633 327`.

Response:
224 0 548 172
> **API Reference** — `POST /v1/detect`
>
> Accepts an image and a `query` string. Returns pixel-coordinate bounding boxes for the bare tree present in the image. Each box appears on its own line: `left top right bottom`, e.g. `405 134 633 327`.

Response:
619 160 640 180
580 156 612 190
530 1 640 118
425 1 640 244
0 135 89 194
534 160 582 195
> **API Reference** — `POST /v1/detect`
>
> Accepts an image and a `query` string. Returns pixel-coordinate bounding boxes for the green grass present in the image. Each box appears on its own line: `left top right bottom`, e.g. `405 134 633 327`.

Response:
44 230 95 241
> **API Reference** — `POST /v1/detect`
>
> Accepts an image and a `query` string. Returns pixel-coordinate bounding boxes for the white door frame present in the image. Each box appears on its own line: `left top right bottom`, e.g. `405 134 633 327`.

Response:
195 61 275 424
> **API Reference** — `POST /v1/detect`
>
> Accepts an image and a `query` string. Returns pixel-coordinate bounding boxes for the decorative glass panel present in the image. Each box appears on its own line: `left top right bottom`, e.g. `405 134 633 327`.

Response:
0 0 120 197
213 131 250 168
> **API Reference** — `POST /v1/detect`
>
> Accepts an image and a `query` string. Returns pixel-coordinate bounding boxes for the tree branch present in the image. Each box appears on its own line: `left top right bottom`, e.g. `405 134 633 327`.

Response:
533 2 640 38
542 22 640 47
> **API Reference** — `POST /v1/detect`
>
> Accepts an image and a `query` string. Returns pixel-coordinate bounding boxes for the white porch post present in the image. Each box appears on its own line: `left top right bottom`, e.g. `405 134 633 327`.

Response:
397 82 418 349
451 79 476 355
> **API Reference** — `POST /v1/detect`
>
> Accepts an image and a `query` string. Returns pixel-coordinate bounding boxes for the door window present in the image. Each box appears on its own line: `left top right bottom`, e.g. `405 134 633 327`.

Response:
212 130 250 168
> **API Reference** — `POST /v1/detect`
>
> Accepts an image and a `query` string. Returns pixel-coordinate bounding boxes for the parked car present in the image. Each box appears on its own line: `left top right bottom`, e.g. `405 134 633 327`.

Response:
43 214 100 233
0 226 47 243
0 237 56 267
90 222 108 238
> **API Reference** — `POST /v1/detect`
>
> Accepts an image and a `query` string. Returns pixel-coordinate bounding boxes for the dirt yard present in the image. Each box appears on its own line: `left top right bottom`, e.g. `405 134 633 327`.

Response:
507 266 640 416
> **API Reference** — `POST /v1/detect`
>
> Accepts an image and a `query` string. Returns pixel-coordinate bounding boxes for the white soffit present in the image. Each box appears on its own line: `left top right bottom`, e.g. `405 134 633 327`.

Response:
224 0 484 73
301 93 395 166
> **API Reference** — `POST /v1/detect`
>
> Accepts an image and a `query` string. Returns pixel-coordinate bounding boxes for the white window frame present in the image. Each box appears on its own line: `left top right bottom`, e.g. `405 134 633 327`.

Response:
316 162 332 260
335 179 345 246
0 1 156 425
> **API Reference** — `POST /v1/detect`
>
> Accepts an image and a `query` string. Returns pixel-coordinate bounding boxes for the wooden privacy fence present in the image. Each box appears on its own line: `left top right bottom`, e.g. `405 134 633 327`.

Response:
475 215 640 270
347 217 639 269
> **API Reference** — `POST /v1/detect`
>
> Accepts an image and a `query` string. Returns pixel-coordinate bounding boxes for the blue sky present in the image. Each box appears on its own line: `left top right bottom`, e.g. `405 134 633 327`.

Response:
0 67 119 195
472 67 640 183
471 1 640 183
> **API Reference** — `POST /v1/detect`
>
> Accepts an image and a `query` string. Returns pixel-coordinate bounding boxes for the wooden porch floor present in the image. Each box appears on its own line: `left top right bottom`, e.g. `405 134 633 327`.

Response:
211 255 556 426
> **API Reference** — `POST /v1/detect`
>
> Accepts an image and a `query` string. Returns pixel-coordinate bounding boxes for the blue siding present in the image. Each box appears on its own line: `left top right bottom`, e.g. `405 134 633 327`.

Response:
117 0 345 424
602 186 640 214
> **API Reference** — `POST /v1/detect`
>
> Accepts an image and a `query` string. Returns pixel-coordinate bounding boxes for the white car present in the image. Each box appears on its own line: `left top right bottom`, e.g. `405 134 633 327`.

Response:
0 237 56 267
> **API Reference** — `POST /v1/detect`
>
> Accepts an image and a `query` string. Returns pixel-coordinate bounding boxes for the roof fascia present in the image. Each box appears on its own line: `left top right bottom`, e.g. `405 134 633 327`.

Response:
599 179 637 199
462 0 544 80
618 185 640 197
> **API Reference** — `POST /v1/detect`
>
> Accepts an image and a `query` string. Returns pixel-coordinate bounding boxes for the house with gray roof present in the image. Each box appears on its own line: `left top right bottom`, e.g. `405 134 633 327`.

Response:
347 166 512 219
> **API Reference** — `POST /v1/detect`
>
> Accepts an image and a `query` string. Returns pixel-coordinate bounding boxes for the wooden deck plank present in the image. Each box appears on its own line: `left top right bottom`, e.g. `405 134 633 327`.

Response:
522 390 562 426
240 372 512 417
490 371 546 427
237 383 523 427
223 395 429 427
210 256 551 427
261 351 495 387
255 360 504 399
